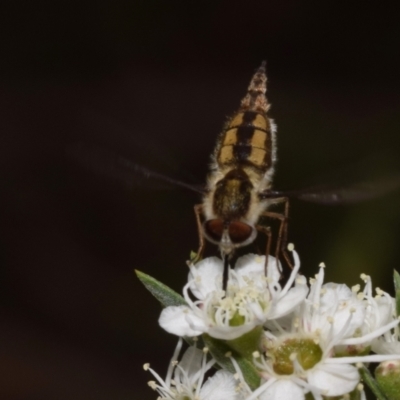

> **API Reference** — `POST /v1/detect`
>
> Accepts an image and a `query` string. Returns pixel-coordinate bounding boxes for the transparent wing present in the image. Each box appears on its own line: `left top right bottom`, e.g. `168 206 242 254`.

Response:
259 175 400 204
66 141 205 194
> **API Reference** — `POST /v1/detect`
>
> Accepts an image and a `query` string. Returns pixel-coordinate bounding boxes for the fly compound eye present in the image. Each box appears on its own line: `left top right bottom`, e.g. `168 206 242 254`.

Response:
204 219 224 243
228 221 254 244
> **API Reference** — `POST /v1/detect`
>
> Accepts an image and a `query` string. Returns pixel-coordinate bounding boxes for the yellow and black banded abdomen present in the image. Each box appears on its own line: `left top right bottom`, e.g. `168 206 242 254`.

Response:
217 110 272 172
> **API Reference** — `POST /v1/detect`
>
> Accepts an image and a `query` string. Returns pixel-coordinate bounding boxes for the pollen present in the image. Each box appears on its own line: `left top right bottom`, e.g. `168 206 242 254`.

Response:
148 381 157 389
143 363 150 370
288 243 295 251
319 262 326 268
351 284 360 293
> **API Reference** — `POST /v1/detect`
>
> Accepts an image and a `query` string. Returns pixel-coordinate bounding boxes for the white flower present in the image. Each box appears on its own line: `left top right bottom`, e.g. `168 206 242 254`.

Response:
159 251 308 340
372 336 400 355
144 338 244 400
241 264 400 400
369 283 400 355
360 274 395 336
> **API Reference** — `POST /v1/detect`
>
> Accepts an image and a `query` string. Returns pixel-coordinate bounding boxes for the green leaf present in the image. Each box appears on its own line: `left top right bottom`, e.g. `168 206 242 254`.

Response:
203 334 260 390
394 270 400 317
360 365 388 400
135 270 186 308
135 270 204 349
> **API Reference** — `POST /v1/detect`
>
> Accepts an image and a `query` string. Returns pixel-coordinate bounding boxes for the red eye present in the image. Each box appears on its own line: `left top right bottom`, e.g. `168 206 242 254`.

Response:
228 221 254 244
204 219 224 242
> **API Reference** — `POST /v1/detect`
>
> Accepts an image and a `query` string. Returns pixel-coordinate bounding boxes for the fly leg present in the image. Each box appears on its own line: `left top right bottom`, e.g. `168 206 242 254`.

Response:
260 197 293 275
189 204 205 264
256 225 272 276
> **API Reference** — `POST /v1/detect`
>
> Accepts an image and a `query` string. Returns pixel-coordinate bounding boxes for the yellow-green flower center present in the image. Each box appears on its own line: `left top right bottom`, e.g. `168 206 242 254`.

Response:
272 337 323 375
229 311 246 326
210 283 270 328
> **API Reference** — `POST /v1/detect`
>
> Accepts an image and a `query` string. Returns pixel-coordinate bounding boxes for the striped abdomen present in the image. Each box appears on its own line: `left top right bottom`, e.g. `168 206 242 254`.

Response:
216 110 273 174
202 63 275 252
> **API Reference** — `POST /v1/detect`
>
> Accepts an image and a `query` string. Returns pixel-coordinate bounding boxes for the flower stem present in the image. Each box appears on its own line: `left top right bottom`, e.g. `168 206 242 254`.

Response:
359 365 388 400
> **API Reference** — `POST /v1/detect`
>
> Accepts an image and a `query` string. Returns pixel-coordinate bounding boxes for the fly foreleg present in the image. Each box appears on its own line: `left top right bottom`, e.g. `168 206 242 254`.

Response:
189 204 205 264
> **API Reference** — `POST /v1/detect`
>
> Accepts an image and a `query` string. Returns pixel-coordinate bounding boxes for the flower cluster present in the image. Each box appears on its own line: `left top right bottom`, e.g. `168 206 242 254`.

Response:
138 247 400 400
144 338 246 400
159 251 307 340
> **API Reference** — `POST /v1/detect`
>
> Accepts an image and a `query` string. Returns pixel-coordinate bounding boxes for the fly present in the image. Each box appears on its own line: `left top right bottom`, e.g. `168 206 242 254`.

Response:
69 63 400 289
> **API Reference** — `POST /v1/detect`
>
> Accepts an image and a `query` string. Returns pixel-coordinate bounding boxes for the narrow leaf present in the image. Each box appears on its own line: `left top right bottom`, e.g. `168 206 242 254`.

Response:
203 334 260 390
394 270 400 317
359 365 388 400
135 270 186 308
135 270 204 349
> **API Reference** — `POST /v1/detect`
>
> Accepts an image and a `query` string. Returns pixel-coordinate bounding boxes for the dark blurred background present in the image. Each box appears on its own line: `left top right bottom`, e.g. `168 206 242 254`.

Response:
1 1 400 399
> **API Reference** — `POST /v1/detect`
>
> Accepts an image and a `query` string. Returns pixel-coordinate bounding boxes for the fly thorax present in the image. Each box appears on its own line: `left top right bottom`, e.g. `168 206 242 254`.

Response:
212 168 253 220
202 169 257 251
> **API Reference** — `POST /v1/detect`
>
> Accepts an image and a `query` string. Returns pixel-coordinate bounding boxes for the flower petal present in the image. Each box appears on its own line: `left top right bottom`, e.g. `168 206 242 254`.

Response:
235 254 281 288
268 282 308 319
372 338 400 355
259 379 305 400
189 257 224 299
208 321 257 340
307 363 359 396
200 370 242 400
159 305 207 337
375 295 395 326
317 283 366 338
235 254 264 275
178 346 204 378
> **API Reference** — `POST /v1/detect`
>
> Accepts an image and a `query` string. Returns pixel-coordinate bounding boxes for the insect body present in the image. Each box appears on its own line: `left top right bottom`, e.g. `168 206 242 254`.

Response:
70 63 400 284
200 62 283 260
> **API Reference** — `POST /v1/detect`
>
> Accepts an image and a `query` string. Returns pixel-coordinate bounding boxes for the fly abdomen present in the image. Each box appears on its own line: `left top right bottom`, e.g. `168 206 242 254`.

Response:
217 110 273 172
214 62 276 176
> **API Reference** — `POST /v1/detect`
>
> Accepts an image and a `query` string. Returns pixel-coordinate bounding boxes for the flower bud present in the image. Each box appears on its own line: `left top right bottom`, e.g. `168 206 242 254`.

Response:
375 360 400 400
